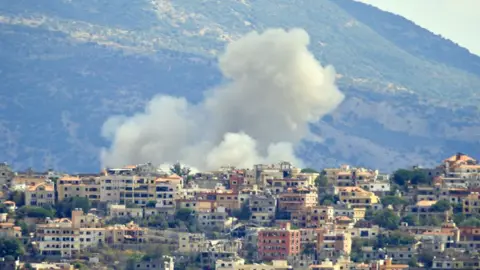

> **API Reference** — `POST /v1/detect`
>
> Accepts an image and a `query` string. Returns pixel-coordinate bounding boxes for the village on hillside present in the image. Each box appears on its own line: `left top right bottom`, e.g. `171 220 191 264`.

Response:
1 153 480 270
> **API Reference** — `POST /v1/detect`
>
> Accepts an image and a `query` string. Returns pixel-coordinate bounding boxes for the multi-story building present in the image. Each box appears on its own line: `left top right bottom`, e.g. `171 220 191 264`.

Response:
290 206 334 228
177 232 206 253
463 192 480 217
216 191 241 211
257 222 301 260
249 194 277 225
337 187 379 208
0 222 22 238
105 221 148 245
316 229 351 258
25 181 55 206
196 207 234 230
278 187 318 212
108 204 144 219
333 205 366 221
57 176 101 202
0 163 14 188
270 178 311 194
155 175 183 210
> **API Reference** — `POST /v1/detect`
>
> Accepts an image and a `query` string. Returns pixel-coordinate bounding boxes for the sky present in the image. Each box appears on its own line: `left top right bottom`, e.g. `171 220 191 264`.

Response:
356 0 480 56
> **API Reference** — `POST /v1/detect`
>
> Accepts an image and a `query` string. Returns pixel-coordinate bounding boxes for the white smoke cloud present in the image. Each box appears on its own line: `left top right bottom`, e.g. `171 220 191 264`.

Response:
100 28 344 170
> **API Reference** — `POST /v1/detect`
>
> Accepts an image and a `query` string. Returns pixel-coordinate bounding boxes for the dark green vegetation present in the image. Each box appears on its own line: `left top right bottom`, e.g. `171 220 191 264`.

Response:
0 0 479 171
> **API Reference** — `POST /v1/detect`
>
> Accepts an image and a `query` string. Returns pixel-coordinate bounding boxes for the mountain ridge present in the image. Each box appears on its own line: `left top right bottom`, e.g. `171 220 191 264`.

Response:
1 0 479 172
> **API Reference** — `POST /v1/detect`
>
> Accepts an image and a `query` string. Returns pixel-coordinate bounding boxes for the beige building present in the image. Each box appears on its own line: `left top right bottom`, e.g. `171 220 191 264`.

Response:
57 176 100 202
0 222 22 238
337 186 380 208
155 175 183 210
178 232 206 253
26 181 55 206
108 204 143 219
217 258 292 270
278 187 318 212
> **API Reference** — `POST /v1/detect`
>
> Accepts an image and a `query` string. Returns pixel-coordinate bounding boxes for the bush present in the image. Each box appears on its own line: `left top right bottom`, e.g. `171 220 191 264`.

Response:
0 237 25 258
430 200 451 212
16 206 55 219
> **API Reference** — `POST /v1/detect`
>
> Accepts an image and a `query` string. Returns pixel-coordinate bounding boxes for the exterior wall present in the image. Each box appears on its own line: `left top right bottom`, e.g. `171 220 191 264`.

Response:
257 223 301 260
0 163 14 188
25 182 55 206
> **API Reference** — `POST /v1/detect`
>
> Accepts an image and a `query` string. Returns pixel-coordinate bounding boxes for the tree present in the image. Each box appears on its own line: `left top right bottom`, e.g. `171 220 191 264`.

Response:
175 208 194 222
302 243 316 255
232 201 251 221
401 214 419 226
411 170 429 185
170 162 191 177
375 231 415 248
418 251 434 268
301 168 319 174
146 200 156 208
8 190 25 207
315 175 328 187
145 214 169 229
392 169 412 186
431 200 451 212
453 212 467 225
408 257 418 267
381 196 408 208
373 209 400 230
420 215 442 226
0 237 25 258
460 217 480 227
55 197 91 218
319 194 339 206
16 206 55 219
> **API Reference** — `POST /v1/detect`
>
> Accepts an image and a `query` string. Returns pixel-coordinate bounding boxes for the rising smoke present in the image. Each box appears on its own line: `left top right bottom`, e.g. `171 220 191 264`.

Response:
100 28 345 170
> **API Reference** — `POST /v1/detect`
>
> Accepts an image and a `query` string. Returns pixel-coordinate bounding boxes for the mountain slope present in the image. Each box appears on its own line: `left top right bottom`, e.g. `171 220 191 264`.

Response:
0 0 479 171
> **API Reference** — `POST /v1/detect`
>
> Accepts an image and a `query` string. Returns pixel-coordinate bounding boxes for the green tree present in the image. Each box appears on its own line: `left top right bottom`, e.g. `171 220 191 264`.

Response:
408 257 418 267
453 212 467 225
431 200 451 212
16 206 55 219
381 196 408 208
232 201 251 221
460 217 480 227
8 190 25 207
373 209 400 230
375 231 415 248
301 168 319 174
302 243 316 255
420 215 442 226
418 251 434 268
145 214 169 229
0 237 25 258
401 214 419 226
175 208 194 222
170 162 191 177
411 170 429 185
55 197 91 218
319 194 339 206
392 169 412 186
146 200 156 208
315 175 328 187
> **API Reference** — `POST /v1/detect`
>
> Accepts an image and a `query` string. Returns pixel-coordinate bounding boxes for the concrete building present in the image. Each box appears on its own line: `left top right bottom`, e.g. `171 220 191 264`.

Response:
290 206 334 228
25 181 55 206
278 187 318 212
257 222 301 261
0 163 14 189
249 194 277 225
337 187 379 208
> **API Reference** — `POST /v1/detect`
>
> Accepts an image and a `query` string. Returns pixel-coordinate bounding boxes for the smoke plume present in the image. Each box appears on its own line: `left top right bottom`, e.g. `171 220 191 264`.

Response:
100 28 344 170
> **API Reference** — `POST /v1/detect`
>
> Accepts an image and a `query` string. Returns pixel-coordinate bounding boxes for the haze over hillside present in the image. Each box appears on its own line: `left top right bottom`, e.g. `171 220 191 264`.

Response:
0 0 479 172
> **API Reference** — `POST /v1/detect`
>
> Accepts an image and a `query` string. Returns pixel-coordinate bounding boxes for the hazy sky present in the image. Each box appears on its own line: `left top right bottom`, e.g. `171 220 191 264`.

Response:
356 0 480 56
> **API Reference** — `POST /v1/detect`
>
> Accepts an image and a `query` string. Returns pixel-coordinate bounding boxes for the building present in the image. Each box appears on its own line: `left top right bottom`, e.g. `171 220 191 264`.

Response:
131 256 174 270
257 222 301 260
316 229 352 258
196 207 234 230
108 204 144 220
0 163 14 188
57 176 101 202
290 206 334 228
177 232 206 253
0 222 22 238
278 187 318 212
370 258 409 270
249 194 277 225
463 192 480 216
337 187 379 208
25 181 55 206
155 175 183 210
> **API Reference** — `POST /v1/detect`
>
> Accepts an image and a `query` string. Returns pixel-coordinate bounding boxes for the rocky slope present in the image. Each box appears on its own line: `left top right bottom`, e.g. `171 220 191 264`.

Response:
0 0 479 172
